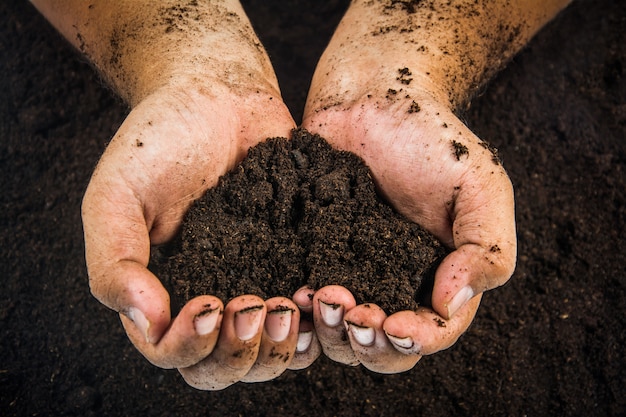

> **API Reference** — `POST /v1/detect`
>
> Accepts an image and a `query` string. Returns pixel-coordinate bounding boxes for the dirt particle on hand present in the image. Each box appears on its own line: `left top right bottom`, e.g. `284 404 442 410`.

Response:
397 67 413 84
408 100 421 113
451 140 469 160
386 88 398 98
386 0 424 15
478 141 501 165
489 245 501 253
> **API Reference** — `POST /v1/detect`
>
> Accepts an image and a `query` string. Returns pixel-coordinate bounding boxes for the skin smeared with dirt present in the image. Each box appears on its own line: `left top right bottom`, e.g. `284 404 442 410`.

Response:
151 129 448 314
371 0 526 110
307 0 570 114
33 0 279 106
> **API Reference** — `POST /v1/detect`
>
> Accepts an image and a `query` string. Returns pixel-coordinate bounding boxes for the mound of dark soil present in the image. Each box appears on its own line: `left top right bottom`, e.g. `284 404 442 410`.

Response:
153 128 447 314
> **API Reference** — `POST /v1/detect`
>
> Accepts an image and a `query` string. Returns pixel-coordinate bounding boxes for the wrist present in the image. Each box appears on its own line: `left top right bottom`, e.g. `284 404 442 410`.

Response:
120 23 281 108
138 76 293 167
305 57 450 119
306 0 571 115
33 0 279 107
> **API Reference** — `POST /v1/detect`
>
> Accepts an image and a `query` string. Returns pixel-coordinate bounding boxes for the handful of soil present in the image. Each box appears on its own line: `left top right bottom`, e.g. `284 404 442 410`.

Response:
151 128 448 314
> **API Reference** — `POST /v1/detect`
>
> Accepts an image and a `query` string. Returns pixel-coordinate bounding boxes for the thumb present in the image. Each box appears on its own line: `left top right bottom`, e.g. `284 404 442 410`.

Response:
107 261 171 345
432 243 514 320
431 165 517 319
82 172 171 344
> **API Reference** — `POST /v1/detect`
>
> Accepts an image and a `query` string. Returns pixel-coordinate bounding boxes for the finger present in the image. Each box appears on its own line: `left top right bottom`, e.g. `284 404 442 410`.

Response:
433 166 516 319
289 287 322 370
433 242 513 320
121 295 223 369
293 285 315 314
82 146 175 345
289 320 322 370
240 297 300 382
178 295 266 390
344 304 421 373
384 294 481 356
312 285 358 366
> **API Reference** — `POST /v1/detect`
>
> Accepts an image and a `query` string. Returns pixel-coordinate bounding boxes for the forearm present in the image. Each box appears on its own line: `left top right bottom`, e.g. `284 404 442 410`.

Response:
31 0 278 106
308 0 572 112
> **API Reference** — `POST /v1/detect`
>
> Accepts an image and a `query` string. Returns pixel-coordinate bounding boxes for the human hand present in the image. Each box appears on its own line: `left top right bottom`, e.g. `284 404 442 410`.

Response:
288 0 524 375
82 79 305 389
298 86 516 373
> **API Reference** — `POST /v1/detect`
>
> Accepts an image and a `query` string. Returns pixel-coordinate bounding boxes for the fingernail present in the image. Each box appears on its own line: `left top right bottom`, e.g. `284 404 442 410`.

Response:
265 308 293 342
295 286 315 313
235 306 264 341
347 322 375 346
296 330 313 353
127 307 152 344
386 333 421 354
296 303 313 314
194 307 220 336
447 285 474 318
319 300 343 327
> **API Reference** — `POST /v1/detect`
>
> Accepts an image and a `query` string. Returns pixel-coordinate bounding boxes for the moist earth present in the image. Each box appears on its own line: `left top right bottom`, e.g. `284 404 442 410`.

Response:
152 128 446 314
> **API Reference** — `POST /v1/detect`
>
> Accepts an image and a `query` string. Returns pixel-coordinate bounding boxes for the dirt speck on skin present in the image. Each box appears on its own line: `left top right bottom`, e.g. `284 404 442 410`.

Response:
367 1 532 111
478 140 502 165
385 0 424 15
396 67 413 85
151 129 448 314
451 139 469 160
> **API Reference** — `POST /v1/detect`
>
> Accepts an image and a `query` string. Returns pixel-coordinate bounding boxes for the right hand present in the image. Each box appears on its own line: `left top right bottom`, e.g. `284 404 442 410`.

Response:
82 78 307 390
296 86 516 373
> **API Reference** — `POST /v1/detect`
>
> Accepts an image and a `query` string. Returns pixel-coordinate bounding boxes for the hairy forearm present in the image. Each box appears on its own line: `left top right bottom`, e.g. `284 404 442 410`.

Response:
309 0 572 111
31 0 278 106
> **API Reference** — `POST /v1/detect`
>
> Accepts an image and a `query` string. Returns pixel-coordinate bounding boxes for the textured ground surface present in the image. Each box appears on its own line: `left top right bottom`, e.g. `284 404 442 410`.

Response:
1 0 625 415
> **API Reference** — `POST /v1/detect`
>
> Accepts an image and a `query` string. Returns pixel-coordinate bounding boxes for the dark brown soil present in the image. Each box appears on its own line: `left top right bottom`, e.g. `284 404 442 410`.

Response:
2 0 625 416
152 129 446 314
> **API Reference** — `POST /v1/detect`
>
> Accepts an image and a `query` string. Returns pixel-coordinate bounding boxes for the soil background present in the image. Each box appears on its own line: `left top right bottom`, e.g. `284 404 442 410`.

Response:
1 0 624 416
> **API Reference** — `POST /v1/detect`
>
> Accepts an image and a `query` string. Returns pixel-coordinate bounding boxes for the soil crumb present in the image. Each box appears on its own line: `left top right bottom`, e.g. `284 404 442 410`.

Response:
451 140 469 160
151 128 448 314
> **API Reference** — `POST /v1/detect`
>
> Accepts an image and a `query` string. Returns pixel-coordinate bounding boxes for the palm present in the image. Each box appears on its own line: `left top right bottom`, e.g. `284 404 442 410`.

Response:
93 87 294 248
81 85 295 370
303 93 516 320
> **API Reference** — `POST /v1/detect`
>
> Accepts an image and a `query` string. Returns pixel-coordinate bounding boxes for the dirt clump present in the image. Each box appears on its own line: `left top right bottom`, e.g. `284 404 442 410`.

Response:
151 128 447 314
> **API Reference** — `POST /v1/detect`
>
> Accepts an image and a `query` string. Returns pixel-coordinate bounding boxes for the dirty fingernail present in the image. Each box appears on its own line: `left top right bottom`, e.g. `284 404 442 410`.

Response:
386 333 421 354
447 286 474 318
296 330 313 353
127 307 152 344
319 300 343 327
347 322 375 346
235 306 264 341
265 308 293 342
294 287 315 313
194 307 220 336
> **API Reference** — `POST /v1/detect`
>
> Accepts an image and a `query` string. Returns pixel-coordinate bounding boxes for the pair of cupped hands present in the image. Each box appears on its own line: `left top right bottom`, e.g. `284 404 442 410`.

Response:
82 64 516 390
